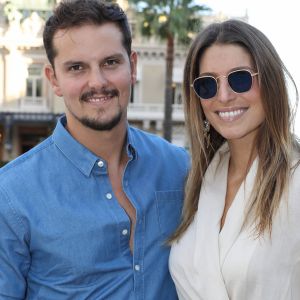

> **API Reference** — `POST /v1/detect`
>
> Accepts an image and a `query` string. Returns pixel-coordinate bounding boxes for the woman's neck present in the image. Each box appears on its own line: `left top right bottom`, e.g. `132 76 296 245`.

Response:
227 135 257 176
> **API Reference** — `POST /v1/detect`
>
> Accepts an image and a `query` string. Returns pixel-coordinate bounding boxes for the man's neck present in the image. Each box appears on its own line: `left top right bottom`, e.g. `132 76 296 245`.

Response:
66 118 128 165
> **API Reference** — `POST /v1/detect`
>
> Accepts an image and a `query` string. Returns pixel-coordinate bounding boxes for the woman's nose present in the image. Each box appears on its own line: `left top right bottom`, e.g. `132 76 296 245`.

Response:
216 76 235 103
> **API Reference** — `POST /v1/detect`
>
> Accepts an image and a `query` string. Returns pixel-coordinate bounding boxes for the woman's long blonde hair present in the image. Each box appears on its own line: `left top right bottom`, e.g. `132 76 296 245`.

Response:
171 19 299 242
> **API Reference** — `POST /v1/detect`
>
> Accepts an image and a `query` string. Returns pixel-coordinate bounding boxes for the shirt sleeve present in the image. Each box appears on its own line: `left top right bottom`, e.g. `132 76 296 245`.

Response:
0 186 30 299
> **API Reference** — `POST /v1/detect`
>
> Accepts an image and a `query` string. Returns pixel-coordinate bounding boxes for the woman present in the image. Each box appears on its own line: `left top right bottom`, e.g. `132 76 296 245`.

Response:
169 19 300 300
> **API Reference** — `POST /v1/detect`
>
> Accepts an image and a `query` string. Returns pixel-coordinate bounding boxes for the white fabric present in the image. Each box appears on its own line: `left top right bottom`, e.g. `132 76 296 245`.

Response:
169 143 300 300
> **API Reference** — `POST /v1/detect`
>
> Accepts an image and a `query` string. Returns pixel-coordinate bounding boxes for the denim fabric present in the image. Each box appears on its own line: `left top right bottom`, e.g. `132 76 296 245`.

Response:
0 116 189 299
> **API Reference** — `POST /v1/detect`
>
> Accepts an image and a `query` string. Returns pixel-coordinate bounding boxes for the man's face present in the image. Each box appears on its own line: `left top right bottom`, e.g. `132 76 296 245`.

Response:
45 23 137 133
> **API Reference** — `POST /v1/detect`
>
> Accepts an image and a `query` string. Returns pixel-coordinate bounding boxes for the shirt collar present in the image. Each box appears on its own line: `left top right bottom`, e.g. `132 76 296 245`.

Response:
52 116 100 177
52 116 137 177
126 124 138 160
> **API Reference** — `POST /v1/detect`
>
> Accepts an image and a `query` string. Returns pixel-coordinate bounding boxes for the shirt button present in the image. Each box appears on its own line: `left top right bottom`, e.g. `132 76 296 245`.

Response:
122 229 128 235
106 193 112 200
134 264 140 271
97 160 104 168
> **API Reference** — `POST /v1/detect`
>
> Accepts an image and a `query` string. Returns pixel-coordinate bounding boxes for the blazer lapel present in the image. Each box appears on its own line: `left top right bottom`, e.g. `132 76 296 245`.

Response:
219 158 258 267
193 143 230 300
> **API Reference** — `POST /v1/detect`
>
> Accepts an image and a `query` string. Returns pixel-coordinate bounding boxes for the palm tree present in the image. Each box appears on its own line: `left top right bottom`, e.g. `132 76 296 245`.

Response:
128 0 209 142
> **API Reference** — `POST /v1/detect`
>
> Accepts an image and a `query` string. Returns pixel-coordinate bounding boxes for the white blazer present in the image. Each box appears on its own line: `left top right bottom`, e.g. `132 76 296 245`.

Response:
169 143 300 300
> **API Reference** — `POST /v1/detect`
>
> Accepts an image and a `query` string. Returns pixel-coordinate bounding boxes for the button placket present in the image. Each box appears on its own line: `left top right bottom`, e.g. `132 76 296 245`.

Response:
134 264 140 271
106 193 112 200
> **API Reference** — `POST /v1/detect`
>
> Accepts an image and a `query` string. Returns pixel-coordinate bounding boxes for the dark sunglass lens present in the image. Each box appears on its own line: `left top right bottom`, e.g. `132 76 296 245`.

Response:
228 70 252 93
194 77 217 99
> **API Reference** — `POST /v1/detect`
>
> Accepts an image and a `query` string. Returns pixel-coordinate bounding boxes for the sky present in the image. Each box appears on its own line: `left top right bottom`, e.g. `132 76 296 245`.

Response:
196 0 300 136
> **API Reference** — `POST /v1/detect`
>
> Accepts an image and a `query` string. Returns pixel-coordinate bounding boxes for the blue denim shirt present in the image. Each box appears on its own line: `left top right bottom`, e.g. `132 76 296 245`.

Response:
0 116 189 299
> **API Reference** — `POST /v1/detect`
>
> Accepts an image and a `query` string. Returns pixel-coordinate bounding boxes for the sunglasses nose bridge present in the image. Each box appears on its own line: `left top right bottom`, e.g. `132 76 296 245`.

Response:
216 74 231 90
215 74 227 81
215 74 236 102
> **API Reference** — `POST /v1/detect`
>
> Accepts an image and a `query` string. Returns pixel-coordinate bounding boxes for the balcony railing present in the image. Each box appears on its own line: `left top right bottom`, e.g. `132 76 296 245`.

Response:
1 99 184 122
20 97 49 112
128 103 184 121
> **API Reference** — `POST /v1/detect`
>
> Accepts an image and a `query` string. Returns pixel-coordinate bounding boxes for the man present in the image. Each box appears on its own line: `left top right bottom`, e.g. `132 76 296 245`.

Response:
0 0 189 299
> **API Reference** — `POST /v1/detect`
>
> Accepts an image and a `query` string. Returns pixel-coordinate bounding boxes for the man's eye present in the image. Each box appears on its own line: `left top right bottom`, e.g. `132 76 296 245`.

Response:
69 65 83 71
104 59 119 67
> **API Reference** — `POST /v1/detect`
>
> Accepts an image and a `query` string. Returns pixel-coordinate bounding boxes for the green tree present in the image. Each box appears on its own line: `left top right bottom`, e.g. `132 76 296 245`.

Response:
128 0 209 142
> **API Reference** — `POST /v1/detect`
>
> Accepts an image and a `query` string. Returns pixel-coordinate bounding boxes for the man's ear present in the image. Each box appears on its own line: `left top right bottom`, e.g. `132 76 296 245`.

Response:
45 64 63 97
130 51 137 84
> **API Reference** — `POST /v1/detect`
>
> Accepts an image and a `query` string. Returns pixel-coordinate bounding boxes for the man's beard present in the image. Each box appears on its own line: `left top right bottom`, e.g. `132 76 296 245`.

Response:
78 87 123 131
79 110 123 131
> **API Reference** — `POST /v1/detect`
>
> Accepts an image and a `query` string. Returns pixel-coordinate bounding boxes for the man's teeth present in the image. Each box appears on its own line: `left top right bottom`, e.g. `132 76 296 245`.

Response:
87 97 109 102
218 109 245 118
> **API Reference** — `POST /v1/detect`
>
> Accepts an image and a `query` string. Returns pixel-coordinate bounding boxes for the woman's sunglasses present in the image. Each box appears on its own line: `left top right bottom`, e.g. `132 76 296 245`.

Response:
191 69 259 100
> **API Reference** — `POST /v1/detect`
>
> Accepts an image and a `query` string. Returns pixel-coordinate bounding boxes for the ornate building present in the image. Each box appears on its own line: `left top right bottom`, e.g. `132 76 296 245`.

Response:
0 0 188 162
0 0 246 163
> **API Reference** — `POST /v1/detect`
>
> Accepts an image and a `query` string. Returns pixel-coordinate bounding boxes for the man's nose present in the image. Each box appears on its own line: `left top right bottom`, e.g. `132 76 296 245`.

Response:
88 67 108 90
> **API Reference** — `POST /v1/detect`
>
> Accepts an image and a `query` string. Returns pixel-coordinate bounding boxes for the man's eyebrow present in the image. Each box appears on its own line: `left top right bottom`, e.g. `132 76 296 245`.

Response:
63 60 83 67
103 53 125 60
62 53 126 67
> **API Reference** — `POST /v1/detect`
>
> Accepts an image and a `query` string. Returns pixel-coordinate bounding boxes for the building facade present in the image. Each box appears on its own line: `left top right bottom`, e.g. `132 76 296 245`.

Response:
0 0 189 163
0 0 246 163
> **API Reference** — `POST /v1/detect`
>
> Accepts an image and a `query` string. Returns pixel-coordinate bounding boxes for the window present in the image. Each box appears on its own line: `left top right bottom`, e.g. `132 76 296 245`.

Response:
25 64 43 104
172 83 183 105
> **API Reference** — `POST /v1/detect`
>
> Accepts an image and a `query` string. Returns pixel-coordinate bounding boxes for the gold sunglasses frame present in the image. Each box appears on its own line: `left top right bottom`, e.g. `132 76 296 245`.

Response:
190 69 259 100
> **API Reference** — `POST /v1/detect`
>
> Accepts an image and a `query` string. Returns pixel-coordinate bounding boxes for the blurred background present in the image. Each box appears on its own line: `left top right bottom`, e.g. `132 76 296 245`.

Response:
0 0 298 164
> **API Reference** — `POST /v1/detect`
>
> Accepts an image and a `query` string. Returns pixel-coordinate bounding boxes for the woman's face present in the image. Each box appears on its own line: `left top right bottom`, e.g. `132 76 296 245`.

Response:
197 43 265 144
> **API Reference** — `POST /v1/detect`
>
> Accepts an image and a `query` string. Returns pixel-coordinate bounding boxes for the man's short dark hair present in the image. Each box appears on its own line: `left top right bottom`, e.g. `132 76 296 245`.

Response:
43 0 132 67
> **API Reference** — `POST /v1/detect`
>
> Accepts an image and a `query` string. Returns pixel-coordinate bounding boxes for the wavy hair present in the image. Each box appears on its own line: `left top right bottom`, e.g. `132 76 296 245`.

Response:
170 19 299 242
